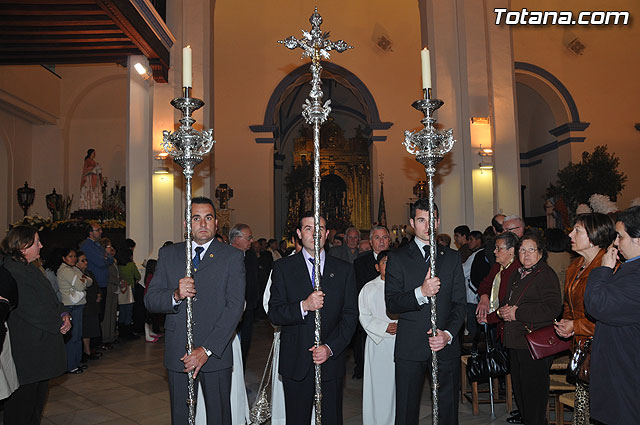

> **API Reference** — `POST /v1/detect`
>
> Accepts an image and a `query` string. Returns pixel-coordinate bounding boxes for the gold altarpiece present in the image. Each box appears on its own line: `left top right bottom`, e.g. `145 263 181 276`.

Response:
286 118 371 233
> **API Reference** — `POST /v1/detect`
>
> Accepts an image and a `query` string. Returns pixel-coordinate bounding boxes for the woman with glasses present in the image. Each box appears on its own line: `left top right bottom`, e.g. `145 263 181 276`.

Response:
554 213 616 425
585 206 640 424
475 232 521 337
499 232 562 425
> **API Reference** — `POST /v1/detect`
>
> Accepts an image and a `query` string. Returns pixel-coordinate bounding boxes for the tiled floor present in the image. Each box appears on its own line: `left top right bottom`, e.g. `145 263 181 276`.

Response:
8 319 532 424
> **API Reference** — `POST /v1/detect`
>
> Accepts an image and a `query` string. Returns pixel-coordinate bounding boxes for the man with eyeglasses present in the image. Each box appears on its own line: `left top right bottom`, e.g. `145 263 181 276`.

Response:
502 215 525 238
80 223 113 322
230 224 258 365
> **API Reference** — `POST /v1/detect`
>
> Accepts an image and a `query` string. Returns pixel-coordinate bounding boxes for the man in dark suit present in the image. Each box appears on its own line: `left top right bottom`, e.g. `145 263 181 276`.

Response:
351 225 392 379
229 223 258 366
268 211 358 425
145 197 245 425
385 198 466 425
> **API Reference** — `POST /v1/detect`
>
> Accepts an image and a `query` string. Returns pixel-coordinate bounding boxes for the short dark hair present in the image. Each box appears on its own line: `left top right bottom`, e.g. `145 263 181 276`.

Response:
615 206 640 238
491 214 504 233
298 211 326 230
544 228 570 253
376 249 390 264
192 197 217 218
85 223 98 237
483 226 496 238
61 247 76 259
125 238 136 249
0 225 38 262
454 225 470 238
469 230 483 244
410 198 439 220
519 231 547 261
574 213 616 249
334 235 344 243
116 248 133 265
496 231 519 250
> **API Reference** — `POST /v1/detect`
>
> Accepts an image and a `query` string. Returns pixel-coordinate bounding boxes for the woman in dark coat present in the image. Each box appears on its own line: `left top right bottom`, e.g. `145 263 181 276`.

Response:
0 226 69 425
499 232 562 425
585 206 640 424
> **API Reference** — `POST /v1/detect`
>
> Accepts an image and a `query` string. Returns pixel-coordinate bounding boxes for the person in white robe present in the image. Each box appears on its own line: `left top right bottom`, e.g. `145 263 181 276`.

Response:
195 332 249 425
358 250 397 425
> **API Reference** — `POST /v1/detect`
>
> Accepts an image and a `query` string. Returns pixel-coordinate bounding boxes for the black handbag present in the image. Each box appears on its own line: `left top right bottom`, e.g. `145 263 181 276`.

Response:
466 325 509 382
568 337 592 385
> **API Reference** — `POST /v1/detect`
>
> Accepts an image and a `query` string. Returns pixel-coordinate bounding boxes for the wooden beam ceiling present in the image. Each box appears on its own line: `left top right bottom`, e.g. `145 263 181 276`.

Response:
0 0 173 83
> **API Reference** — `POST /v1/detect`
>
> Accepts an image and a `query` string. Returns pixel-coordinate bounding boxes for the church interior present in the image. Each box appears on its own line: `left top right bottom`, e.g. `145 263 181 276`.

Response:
1 0 638 262
1 1 639 424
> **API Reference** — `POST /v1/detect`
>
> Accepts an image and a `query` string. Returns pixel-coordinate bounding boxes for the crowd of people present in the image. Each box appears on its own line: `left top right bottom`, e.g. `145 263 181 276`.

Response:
0 197 639 425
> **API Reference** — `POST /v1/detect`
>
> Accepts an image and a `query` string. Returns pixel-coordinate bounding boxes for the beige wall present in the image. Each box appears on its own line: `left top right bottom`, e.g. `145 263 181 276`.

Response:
0 64 127 235
213 0 428 239
512 0 640 211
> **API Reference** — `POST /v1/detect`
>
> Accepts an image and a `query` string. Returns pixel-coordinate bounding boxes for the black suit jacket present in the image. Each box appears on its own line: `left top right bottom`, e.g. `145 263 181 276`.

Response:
268 251 358 381
385 241 466 361
244 248 260 309
353 252 378 293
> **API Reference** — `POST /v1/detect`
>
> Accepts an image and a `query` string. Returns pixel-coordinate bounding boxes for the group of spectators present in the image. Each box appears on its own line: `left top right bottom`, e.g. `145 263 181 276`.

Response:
0 223 166 424
1 203 639 425
459 209 640 425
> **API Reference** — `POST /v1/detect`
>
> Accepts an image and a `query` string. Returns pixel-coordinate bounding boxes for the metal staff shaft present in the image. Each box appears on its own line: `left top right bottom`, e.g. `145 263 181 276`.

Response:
163 86 215 425
279 9 352 423
403 88 455 425
425 157 440 425
312 113 323 424
183 170 196 425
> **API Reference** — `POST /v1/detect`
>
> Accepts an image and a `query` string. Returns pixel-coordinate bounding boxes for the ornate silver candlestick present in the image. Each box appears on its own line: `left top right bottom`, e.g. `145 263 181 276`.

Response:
403 88 455 425
162 86 215 425
279 8 352 424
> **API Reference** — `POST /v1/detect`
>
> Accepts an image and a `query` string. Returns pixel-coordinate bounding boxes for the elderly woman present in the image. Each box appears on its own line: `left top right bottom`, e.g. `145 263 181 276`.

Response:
554 213 616 425
57 248 88 374
0 226 69 424
584 206 640 424
499 232 562 425
475 231 521 338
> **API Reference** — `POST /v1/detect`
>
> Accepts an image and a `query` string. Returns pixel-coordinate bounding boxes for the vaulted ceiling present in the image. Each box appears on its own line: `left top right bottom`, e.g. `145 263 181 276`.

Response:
0 0 174 82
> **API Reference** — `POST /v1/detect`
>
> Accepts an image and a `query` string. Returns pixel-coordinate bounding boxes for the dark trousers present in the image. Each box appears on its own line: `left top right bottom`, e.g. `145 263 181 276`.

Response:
352 324 365 377
510 348 553 425
168 368 232 425
98 286 107 322
395 356 460 425
132 284 146 333
3 380 49 425
282 370 344 425
239 307 255 366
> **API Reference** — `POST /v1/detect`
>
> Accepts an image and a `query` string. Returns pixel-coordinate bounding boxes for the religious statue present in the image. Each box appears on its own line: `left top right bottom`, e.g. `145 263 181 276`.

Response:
79 148 103 210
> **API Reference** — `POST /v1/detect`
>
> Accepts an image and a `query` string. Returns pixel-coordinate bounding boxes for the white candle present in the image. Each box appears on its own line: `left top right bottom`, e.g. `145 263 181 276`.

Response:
421 47 431 90
182 45 192 88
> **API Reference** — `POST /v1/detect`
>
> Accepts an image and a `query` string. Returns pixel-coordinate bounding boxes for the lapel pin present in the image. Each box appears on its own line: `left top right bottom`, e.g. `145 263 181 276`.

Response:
209 253 214 258
330 272 334 278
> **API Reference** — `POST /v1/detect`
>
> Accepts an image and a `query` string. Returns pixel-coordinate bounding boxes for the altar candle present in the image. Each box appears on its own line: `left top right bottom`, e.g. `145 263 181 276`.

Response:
183 45 192 88
421 47 431 89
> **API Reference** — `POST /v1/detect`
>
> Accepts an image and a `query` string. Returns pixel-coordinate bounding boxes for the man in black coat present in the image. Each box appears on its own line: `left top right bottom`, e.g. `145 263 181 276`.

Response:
352 225 392 379
385 198 466 425
268 212 358 425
